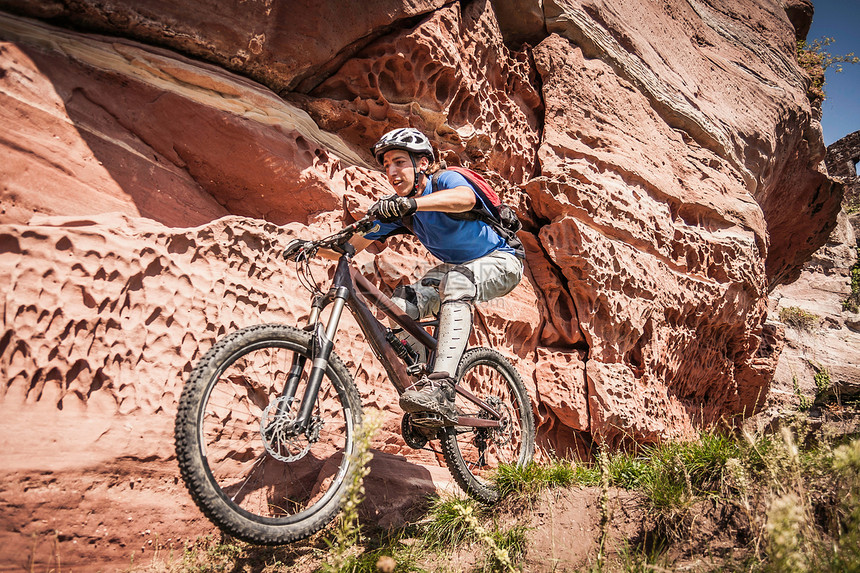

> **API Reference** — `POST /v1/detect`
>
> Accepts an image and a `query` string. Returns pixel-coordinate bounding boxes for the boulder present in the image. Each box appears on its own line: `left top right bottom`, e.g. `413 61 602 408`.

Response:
0 0 448 93
764 132 860 415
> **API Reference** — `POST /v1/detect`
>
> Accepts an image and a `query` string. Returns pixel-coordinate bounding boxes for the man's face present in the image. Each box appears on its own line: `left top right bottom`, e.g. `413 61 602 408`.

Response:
382 149 429 196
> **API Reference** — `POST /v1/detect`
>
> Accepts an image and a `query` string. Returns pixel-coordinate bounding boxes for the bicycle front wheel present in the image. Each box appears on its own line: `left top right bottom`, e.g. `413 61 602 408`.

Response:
174 324 362 545
440 347 535 503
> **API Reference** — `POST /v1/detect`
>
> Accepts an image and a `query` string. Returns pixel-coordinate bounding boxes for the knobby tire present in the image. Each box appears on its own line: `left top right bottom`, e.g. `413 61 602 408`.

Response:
440 347 535 503
174 324 362 545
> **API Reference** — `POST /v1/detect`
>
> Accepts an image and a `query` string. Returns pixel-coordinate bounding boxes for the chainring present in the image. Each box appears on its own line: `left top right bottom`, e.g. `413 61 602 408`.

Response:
401 413 434 449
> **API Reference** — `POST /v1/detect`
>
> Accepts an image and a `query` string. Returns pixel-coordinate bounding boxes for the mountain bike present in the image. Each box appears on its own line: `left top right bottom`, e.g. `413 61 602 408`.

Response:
174 215 535 545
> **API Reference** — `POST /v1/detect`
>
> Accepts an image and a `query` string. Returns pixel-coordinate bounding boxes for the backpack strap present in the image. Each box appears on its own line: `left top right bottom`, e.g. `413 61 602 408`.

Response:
434 171 525 259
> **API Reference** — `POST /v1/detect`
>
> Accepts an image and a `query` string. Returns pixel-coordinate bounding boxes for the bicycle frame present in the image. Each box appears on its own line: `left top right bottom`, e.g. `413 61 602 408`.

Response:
284 251 504 432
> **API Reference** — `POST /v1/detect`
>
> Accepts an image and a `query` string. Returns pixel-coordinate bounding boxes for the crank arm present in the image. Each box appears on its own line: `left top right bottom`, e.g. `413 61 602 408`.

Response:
456 416 501 429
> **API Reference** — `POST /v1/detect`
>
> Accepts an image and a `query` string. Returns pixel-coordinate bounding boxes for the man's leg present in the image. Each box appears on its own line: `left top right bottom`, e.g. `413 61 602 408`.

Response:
431 265 477 377
389 267 447 366
398 265 477 423
399 251 523 423
430 250 523 376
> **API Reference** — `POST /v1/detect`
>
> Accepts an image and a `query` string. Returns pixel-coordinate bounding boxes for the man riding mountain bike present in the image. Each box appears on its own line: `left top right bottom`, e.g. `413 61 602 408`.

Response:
346 127 525 425
175 127 532 545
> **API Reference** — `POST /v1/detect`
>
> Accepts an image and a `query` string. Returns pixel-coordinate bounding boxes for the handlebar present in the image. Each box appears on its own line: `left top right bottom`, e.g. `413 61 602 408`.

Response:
284 215 376 262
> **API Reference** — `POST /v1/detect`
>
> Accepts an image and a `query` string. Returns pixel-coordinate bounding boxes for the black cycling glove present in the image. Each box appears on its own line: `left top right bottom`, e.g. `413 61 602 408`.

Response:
368 196 417 223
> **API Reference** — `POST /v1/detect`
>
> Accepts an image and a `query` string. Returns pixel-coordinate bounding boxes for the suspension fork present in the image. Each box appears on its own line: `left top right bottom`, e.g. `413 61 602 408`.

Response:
290 286 348 431
276 294 324 416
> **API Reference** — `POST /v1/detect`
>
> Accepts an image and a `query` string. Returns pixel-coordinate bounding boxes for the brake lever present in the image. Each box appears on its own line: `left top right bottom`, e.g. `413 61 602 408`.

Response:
284 239 310 262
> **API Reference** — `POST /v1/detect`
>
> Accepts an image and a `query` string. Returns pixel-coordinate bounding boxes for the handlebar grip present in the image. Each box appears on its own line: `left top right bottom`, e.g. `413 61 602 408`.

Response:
283 239 308 262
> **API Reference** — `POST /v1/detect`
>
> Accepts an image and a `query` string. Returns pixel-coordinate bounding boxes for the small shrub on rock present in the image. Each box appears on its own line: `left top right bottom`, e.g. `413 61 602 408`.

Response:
779 306 820 331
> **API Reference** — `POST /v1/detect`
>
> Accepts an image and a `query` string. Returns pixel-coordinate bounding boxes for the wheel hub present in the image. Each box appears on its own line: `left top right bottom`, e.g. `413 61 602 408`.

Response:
485 396 513 446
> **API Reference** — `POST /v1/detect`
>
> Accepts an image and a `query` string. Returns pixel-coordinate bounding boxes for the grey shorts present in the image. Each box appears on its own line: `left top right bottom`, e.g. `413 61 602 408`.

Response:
392 250 524 319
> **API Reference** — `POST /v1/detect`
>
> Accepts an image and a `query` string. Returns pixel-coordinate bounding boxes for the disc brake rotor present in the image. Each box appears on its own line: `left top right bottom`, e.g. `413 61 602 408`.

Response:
485 396 513 446
260 397 321 462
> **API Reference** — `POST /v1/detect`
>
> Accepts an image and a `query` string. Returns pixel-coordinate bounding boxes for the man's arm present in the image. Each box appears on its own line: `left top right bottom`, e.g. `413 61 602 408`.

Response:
415 185 476 213
317 181 475 261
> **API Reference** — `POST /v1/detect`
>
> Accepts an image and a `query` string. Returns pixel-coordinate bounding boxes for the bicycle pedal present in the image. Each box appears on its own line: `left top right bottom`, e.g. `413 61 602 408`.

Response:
406 363 426 377
410 413 444 428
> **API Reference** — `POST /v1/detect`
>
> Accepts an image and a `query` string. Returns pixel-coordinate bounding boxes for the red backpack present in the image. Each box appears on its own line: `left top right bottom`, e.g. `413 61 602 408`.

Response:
448 166 502 206
435 167 524 258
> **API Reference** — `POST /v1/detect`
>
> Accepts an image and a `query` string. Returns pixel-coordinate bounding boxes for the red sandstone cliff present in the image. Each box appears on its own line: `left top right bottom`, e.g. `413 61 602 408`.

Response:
0 0 842 567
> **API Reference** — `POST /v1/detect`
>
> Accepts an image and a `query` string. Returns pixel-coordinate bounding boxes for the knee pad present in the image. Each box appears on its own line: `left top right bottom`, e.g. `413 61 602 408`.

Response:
433 301 473 377
439 265 477 304
392 284 420 320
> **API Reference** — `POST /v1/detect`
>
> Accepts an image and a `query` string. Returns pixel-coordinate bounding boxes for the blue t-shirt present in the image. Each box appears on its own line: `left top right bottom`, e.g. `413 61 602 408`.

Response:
363 171 516 264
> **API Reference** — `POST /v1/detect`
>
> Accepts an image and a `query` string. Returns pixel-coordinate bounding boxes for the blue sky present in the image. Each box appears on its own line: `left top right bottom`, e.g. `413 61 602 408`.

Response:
808 0 860 145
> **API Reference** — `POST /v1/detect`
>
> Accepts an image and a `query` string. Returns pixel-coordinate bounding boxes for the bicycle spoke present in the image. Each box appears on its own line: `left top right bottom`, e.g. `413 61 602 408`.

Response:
228 453 269 503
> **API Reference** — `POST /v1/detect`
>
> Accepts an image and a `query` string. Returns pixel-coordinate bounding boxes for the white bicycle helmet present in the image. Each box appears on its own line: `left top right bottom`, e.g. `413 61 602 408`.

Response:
371 128 435 165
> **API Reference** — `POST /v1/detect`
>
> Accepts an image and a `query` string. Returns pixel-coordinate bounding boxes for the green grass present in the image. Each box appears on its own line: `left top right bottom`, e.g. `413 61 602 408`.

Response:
491 461 549 498
814 368 832 400
130 417 860 573
606 452 648 489
315 533 426 573
577 541 673 573
778 306 820 331
574 423 860 573
422 495 480 548
843 243 860 313
492 458 582 498
421 495 527 572
793 376 813 411
488 524 528 566
493 430 743 518
615 430 742 535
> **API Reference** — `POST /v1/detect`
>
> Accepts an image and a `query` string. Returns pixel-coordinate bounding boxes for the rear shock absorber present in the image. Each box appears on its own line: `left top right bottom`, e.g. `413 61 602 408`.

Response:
385 328 419 366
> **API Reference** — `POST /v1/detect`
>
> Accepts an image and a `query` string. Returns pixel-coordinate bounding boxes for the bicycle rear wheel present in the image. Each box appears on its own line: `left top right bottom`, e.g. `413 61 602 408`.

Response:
440 347 535 503
174 324 362 545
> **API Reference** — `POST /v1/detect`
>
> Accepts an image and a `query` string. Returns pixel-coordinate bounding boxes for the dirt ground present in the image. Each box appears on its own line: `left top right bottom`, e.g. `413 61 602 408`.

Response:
8 387 859 572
